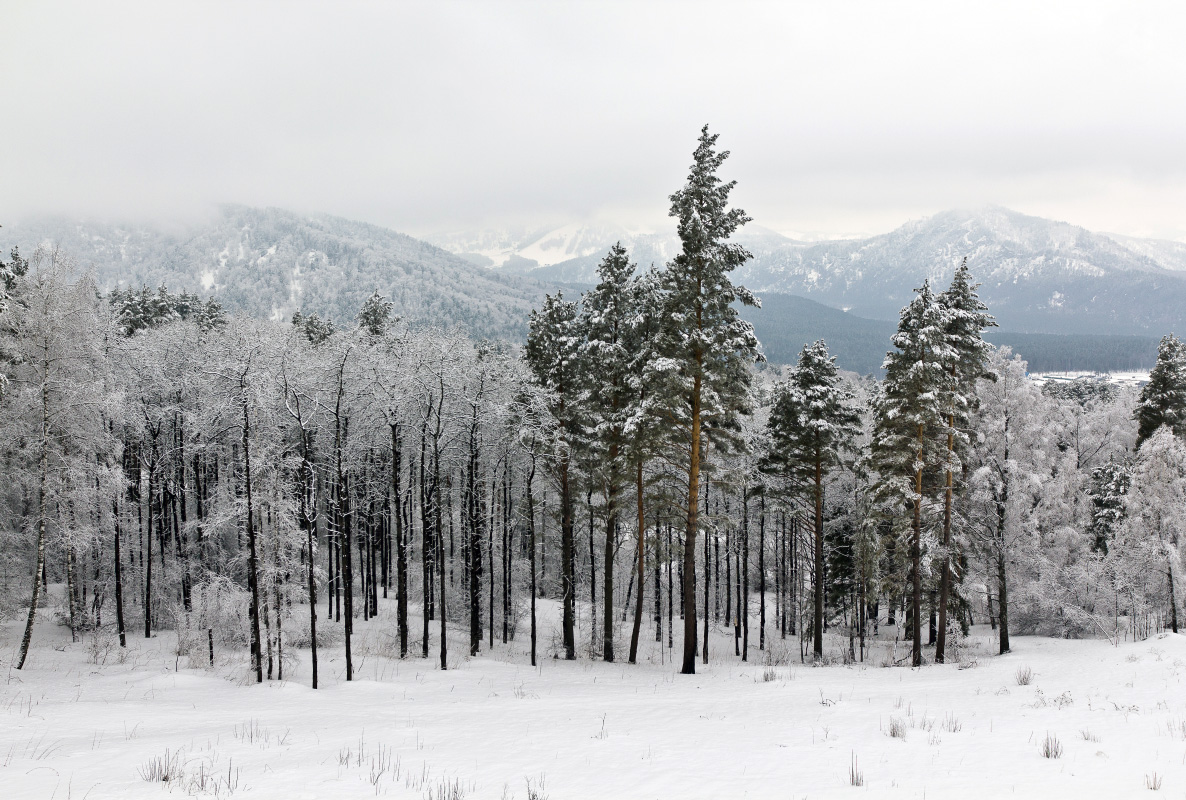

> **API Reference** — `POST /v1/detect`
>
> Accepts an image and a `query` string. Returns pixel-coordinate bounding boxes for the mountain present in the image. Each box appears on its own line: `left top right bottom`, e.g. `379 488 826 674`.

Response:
433 207 1186 337
735 207 1186 335
1103 232 1186 273
1 206 551 340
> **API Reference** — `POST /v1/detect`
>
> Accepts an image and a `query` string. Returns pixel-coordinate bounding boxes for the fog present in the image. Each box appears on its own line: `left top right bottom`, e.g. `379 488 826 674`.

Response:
3 1 1185 239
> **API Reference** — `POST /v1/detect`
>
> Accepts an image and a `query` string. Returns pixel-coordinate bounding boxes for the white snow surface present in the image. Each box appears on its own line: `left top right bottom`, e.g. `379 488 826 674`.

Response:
2 603 1185 799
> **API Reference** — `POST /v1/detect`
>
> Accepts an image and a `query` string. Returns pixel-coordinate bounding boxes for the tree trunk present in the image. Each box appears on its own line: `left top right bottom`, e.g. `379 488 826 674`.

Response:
1169 563 1179 634
15 383 50 671
911 425 924 668
560 454 576 660
936 415 955 664
113 499 127 648
628 458 646 663
392 424 408 658
243 394 264 683
681 373 701 675
603 467 618 663
527 457 538 667
813 459 825 660
758 495 766 651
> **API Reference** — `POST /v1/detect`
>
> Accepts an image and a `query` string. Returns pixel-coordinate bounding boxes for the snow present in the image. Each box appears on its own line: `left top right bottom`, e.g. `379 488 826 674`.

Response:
1031 370 1150 388
3 602 1186 799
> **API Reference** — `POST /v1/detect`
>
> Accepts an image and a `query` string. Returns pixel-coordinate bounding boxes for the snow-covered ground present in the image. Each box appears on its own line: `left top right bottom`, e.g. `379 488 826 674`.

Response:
2 602 1185 799
1029 370 1150 388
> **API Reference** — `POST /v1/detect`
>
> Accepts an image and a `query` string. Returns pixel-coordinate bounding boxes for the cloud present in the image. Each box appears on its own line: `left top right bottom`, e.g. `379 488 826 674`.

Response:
3 1 1185 239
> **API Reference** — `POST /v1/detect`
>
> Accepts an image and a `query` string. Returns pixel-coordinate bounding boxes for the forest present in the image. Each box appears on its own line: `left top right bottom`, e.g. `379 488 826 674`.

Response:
2 126 1185 693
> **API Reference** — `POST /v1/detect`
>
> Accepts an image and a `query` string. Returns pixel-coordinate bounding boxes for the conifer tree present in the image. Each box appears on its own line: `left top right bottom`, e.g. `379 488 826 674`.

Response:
1135 333 1186 449
357 291 395 337
871 282 955 667
625 268 666 663
579 243 637 662
655 125 761 675
765 340 861 660
524 292 582 660
935 260 995 663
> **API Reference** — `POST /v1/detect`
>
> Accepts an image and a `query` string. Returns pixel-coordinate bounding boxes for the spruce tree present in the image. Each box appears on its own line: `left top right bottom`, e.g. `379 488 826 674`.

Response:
524 292 582 660
764 340 861 660
1135 333 1186 449
654 125 761 675
871 281 954 667
935 260 995 663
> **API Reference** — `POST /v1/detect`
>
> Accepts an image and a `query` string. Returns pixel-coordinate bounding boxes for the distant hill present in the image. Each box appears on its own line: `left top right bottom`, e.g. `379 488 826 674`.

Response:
435 207 1186 338
1 206 552 340
743 293 1160 375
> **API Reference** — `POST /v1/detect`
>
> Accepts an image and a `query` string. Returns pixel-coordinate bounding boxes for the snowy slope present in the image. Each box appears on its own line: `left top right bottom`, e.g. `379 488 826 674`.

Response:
1104 232 1186 272
0 207 553 341
3 603 1185 799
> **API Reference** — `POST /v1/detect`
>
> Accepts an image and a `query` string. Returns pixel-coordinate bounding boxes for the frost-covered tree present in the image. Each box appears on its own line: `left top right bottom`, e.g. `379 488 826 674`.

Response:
3 247 116 669
1121 428 1186 632
967 348 1048 654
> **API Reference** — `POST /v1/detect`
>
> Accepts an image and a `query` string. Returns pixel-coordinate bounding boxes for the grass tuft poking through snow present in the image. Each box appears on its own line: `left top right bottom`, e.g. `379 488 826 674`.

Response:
886 717 907 740
1145 771 1163 791
1041 732 1063 759
849 753 864 786
138 748 185 783
524 773 549 800
1016 665 1034 686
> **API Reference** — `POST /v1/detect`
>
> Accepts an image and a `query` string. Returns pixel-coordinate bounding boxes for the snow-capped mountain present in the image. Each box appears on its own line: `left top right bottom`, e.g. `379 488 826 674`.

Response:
433 207 1186 336
733 207 1186 334
425 222 639 270
1103 232 1186 273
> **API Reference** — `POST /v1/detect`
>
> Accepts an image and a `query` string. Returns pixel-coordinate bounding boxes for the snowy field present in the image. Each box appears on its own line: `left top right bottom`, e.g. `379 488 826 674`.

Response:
2 603 1185 799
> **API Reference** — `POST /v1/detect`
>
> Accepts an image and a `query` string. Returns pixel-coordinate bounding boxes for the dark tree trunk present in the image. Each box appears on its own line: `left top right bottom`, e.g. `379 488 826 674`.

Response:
243 394 264 683
113 499 127 648
628 459 646 664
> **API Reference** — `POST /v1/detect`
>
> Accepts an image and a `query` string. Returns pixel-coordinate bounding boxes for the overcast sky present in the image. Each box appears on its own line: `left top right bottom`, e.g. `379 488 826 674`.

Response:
4 1 1186 240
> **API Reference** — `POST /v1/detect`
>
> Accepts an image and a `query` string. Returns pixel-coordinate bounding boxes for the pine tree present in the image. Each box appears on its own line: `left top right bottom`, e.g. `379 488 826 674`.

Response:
524 292 582 660
935 260 995 663
764 340 861 660
624 267 666 663
579 243 637 662
1135 333 1186 449
871 281 955 667
654 125 761 675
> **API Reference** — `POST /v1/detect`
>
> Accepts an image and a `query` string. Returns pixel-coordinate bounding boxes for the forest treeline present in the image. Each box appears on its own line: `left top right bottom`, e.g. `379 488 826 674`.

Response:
2 127 1184 685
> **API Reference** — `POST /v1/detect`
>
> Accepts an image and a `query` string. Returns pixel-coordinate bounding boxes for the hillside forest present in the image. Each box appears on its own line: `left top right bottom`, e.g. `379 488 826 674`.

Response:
2 126 1184 685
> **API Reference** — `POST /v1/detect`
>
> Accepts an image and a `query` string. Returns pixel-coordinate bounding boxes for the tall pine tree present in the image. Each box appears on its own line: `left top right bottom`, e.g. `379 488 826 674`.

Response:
871 281 954 667
655 125 761 675
579 243 637 663
764 340 861 661
524 292 582 660
935 260 995 663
